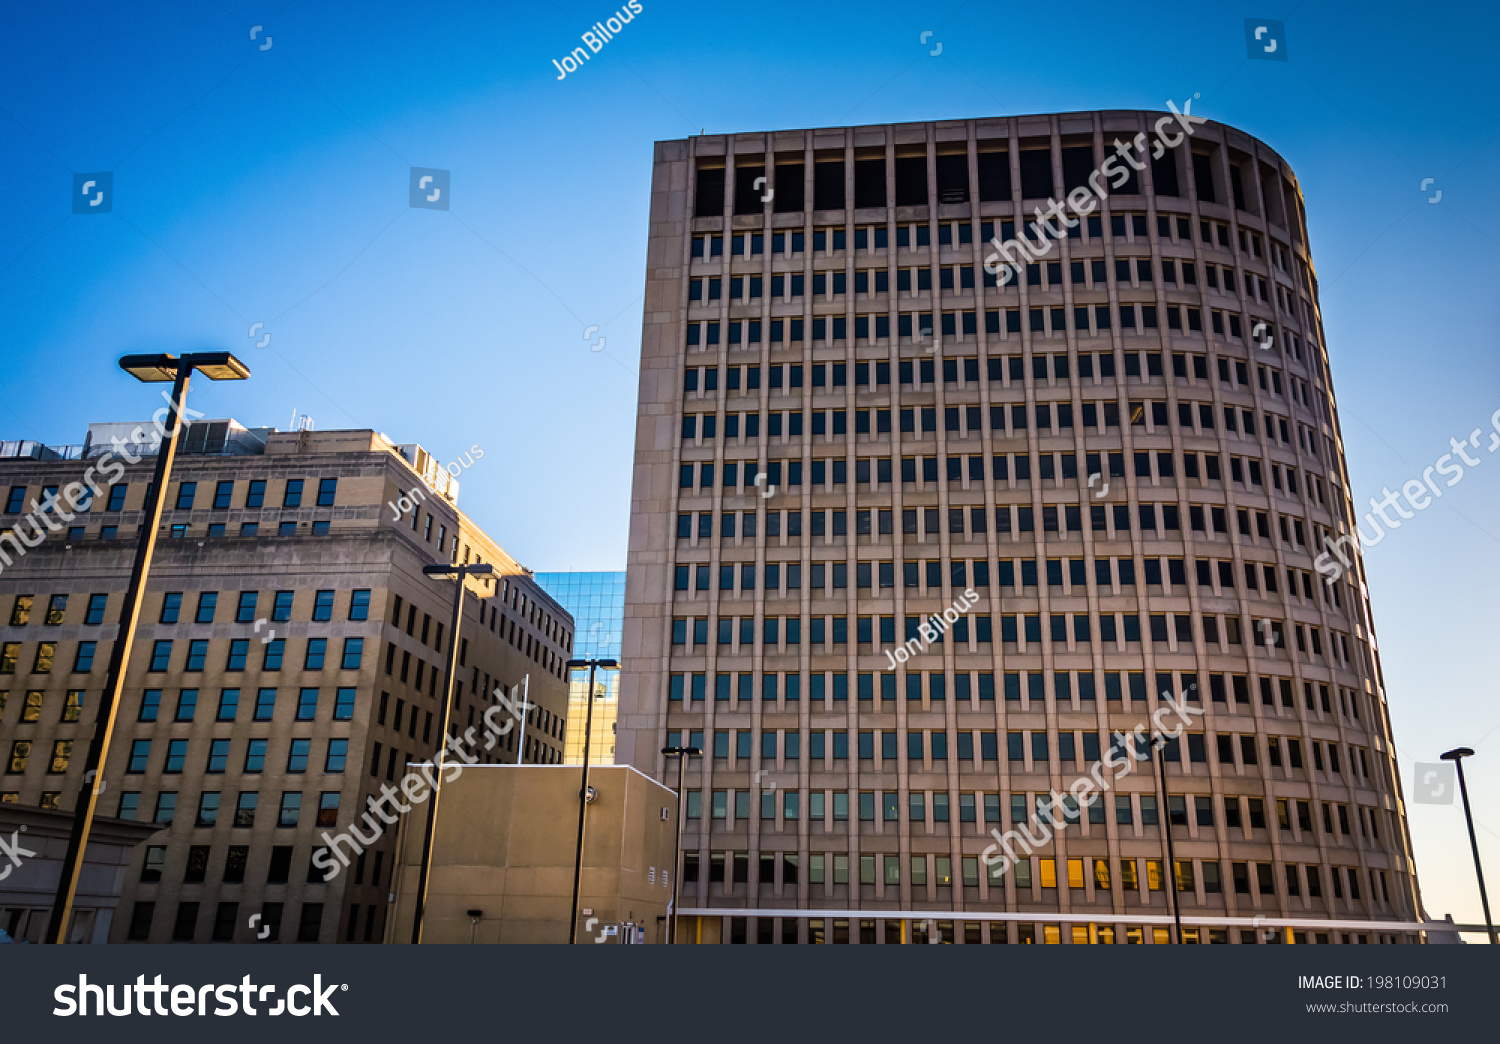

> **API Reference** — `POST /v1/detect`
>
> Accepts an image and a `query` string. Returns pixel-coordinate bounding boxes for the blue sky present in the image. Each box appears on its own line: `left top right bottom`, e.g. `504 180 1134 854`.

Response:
3 0 1498 935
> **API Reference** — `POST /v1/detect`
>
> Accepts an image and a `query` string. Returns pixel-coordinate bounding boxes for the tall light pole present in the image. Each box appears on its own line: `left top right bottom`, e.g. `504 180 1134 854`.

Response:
1150 732 1183 944
409 561 493 944
661 745 701 944
566 657 618 943
1441 747 1496 944
47 352 250 944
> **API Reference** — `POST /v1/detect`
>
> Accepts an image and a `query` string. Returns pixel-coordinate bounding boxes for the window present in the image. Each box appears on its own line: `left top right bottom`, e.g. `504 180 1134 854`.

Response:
333 687 355 721
159 593 182 624
72 642 96 673
164 738 188 773
349 590 370 620
254 688 276 721
279 791 301 826
84 593 108 625
304 638 327 670
139 689 162 722
312 590 335 621
195 591 218 623
341 638 364 670
271 590 294 622
45 594 67 625
175 481 197 510
316 478 337 506
287 739 310 772
213 481 234 509
197 793 220 827
235 792 258 827
235 592 258 623
297 903 323 942
283 479 304 507
296 688 319 721
326 740 348 773
217 688 239 720
175 688 198 721
140 845 167 883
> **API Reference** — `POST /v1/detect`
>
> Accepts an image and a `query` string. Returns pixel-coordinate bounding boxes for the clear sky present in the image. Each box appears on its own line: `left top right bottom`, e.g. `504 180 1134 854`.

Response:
3 0 1497 937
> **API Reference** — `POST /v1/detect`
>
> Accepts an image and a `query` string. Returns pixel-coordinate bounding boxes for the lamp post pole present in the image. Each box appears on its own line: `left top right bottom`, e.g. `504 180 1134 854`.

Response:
1442 747 1496 944
47 352 249 944
1151 734 1184 944
661 746 701 945
410 561 493 944
567 657 617 943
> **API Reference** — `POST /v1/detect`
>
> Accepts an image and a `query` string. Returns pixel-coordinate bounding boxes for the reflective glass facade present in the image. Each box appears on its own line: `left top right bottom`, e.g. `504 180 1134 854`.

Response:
535 571 626 764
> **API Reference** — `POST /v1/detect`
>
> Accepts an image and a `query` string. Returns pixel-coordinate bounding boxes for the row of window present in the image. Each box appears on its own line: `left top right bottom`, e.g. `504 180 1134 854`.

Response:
0 588 372 629
685 352 1315 394
121 898 333 943
13 519 336 542
6 733 350 778
0 477 337 516
720 919 1384 946
690 257 1284 305
682 851 1389 909
674 725 1373 780
666 671 1370 720
676 554 1332 602
0 685 358 726
679 786 1379 851
691 217 1278 264
683 302 1302 348
0 635 365 678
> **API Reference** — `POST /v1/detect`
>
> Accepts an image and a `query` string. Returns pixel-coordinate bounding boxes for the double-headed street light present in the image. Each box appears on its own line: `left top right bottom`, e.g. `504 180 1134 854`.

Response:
1441 747 1496 944
47 352 250 945
565 657 618 944
661 745 701 945
409 561 494 944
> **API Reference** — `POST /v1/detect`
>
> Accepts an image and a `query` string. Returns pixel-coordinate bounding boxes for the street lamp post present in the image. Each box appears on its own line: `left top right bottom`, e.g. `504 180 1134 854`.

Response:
47 352 249 945
1150 733 1184 944
566 657 618 944
661 745 701 945
1441 747 1496 944
409 561 493 944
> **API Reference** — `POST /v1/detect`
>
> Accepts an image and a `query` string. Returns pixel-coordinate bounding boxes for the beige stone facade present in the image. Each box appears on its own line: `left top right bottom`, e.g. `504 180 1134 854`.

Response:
389 764 676 943
0 427 573 942
618 112 1426 944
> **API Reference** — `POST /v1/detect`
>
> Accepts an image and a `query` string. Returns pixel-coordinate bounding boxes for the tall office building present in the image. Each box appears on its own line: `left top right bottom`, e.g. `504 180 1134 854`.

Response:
0 423 574 943
618 111 1425 944
535 571 625 765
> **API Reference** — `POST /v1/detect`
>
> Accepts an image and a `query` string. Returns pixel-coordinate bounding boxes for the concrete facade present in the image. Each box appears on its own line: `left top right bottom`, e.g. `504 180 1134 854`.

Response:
618 112 1425 944
0 426 574 943
0 804 159 943
389 764 676 943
